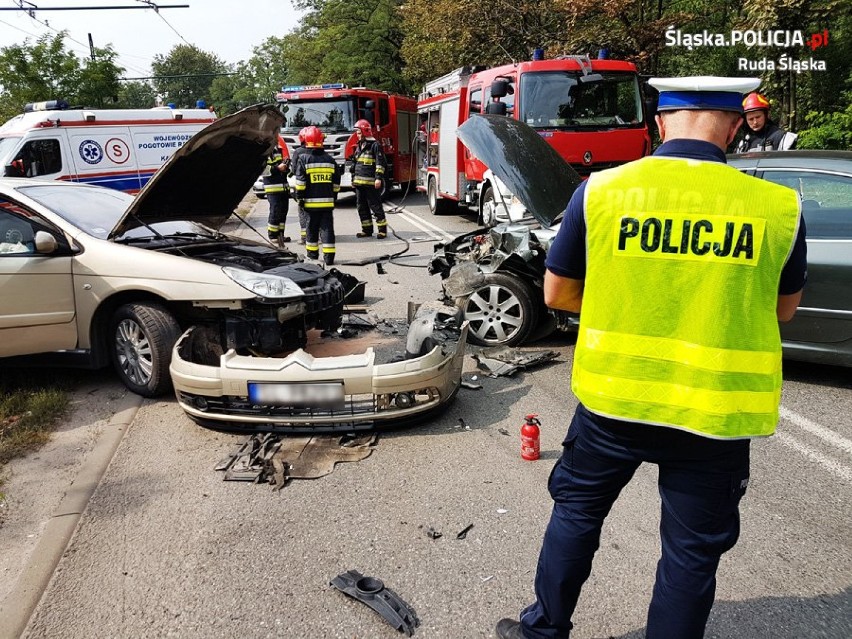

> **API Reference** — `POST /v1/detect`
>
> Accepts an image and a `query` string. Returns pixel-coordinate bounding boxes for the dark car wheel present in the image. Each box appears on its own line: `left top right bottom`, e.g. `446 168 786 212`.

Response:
110 303 181 397
459 273 540 346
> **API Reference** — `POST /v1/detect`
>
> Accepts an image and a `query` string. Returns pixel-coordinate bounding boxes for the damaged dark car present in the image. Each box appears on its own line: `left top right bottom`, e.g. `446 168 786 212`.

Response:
429 114 581 346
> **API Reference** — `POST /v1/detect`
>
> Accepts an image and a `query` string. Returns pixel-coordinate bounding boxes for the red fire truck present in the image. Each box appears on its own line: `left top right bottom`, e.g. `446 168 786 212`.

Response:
416 56 651 219
275 84 418 192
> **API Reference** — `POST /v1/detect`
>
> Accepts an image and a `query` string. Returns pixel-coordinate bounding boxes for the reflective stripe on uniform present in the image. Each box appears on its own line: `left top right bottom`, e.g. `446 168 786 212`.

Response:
321 246 336 254
581 327 779 374
264 185 285 193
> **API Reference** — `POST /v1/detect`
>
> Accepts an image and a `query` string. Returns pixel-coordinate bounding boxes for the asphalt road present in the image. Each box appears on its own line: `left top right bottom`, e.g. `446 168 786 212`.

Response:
20 191 852 638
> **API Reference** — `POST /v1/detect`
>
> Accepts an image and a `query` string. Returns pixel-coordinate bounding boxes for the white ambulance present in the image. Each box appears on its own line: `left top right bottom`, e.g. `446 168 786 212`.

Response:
0 100 217 193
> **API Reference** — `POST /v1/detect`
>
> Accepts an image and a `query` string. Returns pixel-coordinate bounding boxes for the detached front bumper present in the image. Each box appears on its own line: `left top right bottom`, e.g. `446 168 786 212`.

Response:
170 322 468 433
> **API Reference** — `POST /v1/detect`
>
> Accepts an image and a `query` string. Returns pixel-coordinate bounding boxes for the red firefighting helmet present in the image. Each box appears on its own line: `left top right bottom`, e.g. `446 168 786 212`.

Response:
298 127 308 143
304 126 325 148
742 92 771 115
354 119 373 137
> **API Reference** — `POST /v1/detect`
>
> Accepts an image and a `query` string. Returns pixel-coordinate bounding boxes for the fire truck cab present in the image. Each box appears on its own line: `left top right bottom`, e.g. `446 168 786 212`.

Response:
275 84 418 192
417 56 651 221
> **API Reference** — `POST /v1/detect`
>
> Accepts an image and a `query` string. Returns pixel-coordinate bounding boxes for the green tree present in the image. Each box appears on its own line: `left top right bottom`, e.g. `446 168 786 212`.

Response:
151 45 229 108
78 45 125 108
0 32 82 121
114 81 158 109
208 37 292 115
287 0 409 92
401 0 570 88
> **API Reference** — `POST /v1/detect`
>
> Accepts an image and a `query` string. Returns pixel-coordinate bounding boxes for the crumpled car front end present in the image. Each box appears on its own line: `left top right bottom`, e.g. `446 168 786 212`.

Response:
170 303 469 432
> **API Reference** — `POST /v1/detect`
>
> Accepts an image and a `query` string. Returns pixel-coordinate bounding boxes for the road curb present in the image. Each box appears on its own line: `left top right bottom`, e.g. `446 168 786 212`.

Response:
0 392 143 639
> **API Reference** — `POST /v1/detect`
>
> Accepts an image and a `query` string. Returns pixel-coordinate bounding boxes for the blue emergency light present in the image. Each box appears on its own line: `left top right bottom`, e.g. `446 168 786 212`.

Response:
24 99 70 112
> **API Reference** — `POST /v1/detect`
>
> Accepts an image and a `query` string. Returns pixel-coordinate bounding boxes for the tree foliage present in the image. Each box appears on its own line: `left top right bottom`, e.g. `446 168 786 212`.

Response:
151 45 229 108
0 3 848 149
286 0 408 92
0 32 125 121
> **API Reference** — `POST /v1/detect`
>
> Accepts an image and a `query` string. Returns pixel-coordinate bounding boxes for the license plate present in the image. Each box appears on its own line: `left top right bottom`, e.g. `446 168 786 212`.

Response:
248 382 344 407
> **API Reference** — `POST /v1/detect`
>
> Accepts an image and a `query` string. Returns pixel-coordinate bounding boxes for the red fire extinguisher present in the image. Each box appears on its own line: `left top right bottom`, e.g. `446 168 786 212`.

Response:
521 414 541 461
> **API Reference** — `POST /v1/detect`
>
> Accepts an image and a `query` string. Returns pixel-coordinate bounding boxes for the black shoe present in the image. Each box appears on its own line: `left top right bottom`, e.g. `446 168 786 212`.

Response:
496 618 525 639
376 231 387 239
279 236 292 243
356 231 373 238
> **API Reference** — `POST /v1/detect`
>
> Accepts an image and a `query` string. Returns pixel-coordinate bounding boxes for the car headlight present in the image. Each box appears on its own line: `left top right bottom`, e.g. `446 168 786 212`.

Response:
222 266 304 299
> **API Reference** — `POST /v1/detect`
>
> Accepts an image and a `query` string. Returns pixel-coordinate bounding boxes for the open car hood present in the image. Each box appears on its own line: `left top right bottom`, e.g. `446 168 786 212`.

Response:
110 104 284 239
457 114 581 227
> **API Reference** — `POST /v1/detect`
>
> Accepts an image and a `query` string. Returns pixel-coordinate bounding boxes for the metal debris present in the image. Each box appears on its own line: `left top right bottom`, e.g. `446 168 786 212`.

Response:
460 379 482 390
472 347 560 377
498 428 510 436
216 433 376 487
330 570 419 636
215 433 281 482
456 524 474 540
422 525 443 540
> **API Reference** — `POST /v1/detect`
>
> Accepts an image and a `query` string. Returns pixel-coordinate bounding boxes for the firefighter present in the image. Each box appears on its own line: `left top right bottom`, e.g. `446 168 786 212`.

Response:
735 92 798 152
290 127 310 245
351 119 388 239
495 77 807 639
263 143 291 244
293 126 340 266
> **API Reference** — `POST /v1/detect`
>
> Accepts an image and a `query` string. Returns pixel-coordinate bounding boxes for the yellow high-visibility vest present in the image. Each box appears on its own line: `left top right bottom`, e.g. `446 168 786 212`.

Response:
573 156 800 439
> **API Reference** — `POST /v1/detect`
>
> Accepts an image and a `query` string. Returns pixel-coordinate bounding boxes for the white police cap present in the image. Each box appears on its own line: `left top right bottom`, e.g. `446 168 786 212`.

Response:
649 76 761 113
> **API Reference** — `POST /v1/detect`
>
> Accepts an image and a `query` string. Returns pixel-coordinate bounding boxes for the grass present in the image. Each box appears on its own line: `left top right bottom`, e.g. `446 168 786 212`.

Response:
0 370 70 467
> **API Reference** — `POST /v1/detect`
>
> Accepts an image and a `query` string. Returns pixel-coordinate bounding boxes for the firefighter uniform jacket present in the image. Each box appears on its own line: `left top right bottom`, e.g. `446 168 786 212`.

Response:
294 149 340 209
352 138 386 186
735 122 797 152
262 151 288 194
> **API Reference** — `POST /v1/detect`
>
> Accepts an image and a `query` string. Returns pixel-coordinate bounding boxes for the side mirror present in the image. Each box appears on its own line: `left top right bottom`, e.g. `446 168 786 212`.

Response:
5 161 25 178
34 231 58 254
490 79 509 99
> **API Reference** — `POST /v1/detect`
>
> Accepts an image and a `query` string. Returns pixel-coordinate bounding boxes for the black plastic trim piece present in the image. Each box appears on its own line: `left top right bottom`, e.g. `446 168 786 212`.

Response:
330 570 419 636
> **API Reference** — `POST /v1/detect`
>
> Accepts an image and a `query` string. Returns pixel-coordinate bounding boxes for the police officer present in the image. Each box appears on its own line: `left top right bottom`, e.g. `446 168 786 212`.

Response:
735 92 798 152
290 127 310 244
293 126 340 266
351 119 388 239
263 144 291 244
495 77 807 639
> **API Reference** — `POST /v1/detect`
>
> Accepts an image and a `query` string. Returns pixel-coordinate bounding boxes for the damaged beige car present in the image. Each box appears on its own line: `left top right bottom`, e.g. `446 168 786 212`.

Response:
171 302 469 432
162 107 469 432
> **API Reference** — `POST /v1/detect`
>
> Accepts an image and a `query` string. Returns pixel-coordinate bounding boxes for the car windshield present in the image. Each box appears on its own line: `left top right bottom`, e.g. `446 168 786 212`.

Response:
520 71 644 130
279 99 353 133
17 183 133 239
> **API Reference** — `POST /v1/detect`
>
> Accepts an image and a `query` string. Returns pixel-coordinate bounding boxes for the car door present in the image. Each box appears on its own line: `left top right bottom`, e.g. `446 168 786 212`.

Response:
0 196 77 357
758 167 852 350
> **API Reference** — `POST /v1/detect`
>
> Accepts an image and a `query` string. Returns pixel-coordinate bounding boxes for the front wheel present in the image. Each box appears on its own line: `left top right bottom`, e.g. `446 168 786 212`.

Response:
479 185 498 227
459 273 540 346
110 303 181 397
427 176 455 215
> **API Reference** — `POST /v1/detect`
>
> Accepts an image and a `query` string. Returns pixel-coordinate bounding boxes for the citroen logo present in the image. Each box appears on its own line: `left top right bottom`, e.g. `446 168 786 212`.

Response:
583 151 593 165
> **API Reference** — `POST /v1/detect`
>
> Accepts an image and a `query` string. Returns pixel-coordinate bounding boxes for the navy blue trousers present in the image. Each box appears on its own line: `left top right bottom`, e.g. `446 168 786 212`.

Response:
520 404 750 639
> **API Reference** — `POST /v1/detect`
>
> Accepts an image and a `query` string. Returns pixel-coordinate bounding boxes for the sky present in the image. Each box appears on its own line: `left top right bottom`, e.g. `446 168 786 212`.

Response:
0 0 304 78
